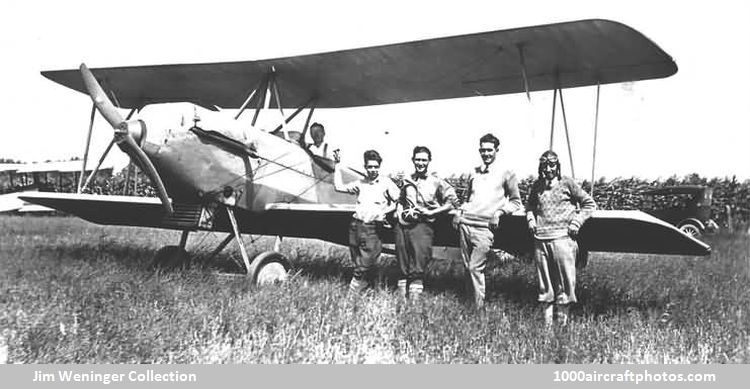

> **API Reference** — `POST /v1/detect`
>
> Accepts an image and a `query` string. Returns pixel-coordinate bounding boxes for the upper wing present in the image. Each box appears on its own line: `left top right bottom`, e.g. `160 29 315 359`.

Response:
41 19 676 109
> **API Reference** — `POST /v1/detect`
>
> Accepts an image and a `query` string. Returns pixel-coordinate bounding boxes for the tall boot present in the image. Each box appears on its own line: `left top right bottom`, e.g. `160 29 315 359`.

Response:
542 303 554 328
556 305 569 326
408 279 423 301
397 279 408 299
349 277 367 293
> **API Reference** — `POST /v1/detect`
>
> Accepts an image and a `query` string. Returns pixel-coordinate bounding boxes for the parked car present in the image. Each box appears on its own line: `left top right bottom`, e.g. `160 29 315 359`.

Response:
641 185 718 237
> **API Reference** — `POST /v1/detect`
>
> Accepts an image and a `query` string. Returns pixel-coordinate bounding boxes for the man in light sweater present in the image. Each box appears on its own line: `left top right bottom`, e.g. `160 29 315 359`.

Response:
526 150 596 326
452 133 522 308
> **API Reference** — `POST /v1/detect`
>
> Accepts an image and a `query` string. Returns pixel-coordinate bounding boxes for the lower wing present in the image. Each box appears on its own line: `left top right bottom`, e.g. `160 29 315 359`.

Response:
19 193 709 256
432 211 711 256
17 193 355 245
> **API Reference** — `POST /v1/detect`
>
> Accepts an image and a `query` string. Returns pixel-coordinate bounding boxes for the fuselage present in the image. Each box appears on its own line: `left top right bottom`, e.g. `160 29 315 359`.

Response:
143 125 358 211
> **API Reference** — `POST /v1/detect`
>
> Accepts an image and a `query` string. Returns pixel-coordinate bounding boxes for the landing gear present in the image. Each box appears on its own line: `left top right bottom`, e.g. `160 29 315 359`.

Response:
248 251 291 285
150 209 292 286
152 246 190 269
152 230 192 269
225 207 290 286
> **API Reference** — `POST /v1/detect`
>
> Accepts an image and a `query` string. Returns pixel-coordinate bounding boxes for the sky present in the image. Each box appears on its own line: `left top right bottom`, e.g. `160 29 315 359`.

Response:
1 0 748 181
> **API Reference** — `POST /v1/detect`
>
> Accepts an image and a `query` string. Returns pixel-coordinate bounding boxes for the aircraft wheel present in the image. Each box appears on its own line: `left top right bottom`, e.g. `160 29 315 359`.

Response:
248 251 291 286
679 223 701 237
152 246 190 270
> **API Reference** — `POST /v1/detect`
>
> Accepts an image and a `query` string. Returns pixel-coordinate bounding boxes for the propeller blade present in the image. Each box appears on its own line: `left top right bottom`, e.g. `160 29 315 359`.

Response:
119 134 174 214
79 63 124 129
81 63 171 214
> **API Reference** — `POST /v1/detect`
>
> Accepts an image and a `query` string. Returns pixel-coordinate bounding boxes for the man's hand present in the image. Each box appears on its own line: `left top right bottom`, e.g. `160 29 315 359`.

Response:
415 206 431 217
451 213 461 230
568 223 580 239
489 210 503 231
333 149 341 163
528 219 537 235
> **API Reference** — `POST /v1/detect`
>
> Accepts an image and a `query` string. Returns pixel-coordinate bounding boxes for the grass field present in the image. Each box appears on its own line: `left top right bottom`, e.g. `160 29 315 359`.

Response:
1 215 748 363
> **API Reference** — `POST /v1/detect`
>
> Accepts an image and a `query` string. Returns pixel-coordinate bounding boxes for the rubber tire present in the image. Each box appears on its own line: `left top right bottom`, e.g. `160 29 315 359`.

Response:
679 223 701 238
152 246 190 270
247 251 291 286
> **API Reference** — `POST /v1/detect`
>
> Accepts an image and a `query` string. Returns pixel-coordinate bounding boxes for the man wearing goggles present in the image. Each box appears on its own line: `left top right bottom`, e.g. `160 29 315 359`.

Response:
526 150 596 326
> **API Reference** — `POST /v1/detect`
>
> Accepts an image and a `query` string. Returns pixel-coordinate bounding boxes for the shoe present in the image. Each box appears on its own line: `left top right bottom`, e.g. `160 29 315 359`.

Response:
556 305 569 326
408 279 423 301
397 279 408 299
475 295 485 310
349 277 368 293
543 303 554 327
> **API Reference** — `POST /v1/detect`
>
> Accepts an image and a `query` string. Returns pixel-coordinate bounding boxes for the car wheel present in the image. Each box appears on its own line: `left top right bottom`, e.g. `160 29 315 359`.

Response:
679 223 701 237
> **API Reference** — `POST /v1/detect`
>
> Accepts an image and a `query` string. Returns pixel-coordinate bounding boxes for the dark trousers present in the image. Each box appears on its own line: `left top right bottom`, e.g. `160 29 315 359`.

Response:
348 219 383 280
394 222 434 281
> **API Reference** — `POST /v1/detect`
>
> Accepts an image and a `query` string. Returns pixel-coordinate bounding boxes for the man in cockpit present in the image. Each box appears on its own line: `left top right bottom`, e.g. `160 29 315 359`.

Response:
302 122 340 162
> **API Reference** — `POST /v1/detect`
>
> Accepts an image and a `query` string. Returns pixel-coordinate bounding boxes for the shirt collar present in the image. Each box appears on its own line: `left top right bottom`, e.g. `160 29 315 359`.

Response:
364 176 380 184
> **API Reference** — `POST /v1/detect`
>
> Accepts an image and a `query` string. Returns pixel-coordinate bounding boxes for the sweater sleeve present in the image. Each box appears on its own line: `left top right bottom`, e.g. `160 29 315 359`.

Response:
439 178 459 209
567 178 596 228
501 171 522 215
525 182 539 223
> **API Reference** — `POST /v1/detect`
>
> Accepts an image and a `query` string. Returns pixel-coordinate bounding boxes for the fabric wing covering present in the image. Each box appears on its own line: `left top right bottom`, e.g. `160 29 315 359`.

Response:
41 19 676 109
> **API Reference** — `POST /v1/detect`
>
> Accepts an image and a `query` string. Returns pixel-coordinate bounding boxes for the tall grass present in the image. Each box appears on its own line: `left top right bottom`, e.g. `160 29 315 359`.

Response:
1 215 747 363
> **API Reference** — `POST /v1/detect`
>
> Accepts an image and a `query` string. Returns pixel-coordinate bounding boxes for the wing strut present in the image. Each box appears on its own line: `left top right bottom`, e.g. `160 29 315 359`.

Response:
251 74 270 126
558 88 576 179
269 69 289 139
549 87 557 149
225 206 252 274
590 82 601 196
77 104 96 193
234 77 266 120
81 139 114 192
299 99 318 148
516 44 531 102
79 109 135 194
243 68 314 143
123 109 138 196
270 96 317 134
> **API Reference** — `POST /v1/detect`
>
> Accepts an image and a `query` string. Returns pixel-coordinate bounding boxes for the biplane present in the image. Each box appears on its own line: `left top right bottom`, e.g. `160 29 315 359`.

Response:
20 19 710 285
0 161 113 213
